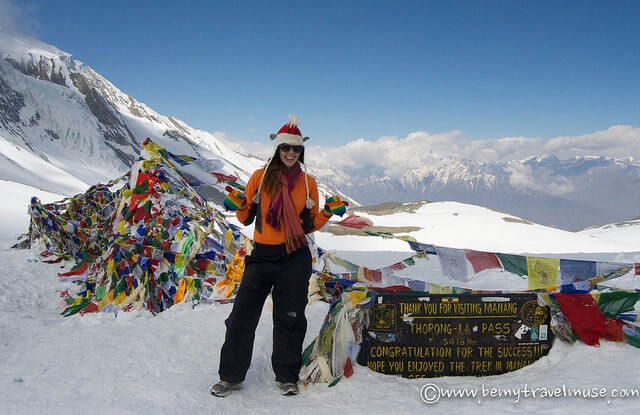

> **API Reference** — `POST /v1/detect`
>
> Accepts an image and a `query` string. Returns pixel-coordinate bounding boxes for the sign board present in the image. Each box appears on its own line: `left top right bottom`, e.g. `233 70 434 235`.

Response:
358 292 554 378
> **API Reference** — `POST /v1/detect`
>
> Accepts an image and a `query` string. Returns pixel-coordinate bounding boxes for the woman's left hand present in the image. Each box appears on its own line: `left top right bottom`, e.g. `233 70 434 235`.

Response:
323 196 349 217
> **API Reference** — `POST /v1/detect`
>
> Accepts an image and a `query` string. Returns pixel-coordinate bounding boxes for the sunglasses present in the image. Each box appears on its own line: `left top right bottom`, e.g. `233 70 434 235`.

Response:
279 144 304 154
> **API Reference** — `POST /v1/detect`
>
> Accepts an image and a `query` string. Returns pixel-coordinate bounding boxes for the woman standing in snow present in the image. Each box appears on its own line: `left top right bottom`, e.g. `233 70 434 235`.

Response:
211 116 348 397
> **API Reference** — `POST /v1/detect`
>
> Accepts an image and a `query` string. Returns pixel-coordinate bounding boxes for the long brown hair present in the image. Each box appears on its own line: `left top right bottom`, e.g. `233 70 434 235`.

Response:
262 147 305 196
262 155 287 197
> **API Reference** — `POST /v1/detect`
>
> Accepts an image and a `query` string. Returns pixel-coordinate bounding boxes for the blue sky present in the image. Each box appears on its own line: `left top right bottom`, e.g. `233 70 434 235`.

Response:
5 0 640 147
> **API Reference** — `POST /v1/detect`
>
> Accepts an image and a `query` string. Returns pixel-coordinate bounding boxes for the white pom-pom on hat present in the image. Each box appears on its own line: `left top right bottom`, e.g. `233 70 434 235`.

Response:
269 114 310 146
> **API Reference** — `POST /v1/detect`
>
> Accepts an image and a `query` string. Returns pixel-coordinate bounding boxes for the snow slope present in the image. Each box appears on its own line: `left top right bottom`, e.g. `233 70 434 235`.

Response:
2 181 640 414
316 201 640 255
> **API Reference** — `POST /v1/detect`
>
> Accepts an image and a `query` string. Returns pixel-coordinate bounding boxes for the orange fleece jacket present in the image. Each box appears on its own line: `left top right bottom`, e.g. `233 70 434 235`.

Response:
236 167 330 245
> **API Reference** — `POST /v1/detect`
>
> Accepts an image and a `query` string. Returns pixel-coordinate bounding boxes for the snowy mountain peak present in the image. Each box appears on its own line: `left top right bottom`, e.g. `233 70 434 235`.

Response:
0 30 70 60
0 30 265 198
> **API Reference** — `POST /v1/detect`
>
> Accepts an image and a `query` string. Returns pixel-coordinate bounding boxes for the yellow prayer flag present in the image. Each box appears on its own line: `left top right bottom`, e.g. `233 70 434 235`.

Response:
144 139 163 155
174 253 186 269
348 290 367 306
117 219 127 234
428 283 454 294
114 292 126 305
527 257 560 290
97 294 111 309
106 259 116 276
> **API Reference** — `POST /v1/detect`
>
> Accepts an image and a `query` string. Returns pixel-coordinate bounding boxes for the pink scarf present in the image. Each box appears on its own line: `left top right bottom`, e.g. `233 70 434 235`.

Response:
266 164 308 253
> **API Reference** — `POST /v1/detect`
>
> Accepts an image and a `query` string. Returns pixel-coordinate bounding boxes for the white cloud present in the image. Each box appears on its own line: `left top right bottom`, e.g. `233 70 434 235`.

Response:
506 163 575 196
432 125 640 164
463 136 545 163
543 125 640 160
0 0 38 36
222 138 272 160
228 125 640 181
305 130 468 177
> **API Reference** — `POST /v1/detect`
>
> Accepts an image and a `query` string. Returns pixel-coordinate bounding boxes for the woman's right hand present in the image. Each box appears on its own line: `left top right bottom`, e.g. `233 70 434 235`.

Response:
223 186 247 211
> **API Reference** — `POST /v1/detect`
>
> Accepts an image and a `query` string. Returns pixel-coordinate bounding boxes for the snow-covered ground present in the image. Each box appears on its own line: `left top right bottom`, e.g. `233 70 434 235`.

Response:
2 181 640 414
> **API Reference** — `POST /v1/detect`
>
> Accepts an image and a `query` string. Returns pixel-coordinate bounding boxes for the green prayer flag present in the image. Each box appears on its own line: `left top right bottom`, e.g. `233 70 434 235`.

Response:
328 375 343 387
61 298 91 317
597 292 640 318
160 272 169 284
115 276 127 294
96 285 107 300
625 334 640 348
301 339 316 367
496 253 528 276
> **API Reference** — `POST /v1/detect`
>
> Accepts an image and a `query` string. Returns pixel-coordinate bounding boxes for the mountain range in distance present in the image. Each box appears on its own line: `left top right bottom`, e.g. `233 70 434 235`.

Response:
315 155 640 231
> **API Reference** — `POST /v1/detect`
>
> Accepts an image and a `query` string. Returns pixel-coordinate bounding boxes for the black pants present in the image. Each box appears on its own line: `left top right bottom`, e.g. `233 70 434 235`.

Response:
218 243 311 383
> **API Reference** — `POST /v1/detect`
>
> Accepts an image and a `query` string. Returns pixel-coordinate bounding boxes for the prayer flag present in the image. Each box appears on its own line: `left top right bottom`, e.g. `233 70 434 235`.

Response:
407 241 437 254
597 261 630 277
527 257 559 290
335 214 374 229
435 246 469 282
496 253 527 277
464 250 501 273
555 294 607 346
559 259 596 284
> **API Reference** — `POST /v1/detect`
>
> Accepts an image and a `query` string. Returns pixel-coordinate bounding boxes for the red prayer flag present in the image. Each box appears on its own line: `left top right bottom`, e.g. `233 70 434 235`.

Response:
390 262 408 271
336 215 374 229
362 268 382 283
464 250 502 273
343 357 354 377
555 294 606 346
211 172 238 183
79 303 99 315
57 257 87 277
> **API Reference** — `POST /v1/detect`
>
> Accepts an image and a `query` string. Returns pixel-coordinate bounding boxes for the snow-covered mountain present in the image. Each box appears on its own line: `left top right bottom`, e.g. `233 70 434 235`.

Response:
315 155 640 231
0 30 262 201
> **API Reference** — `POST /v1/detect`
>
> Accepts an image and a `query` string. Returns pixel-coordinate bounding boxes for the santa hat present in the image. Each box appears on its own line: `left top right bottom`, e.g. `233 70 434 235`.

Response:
253 115 314 208
269 115 310 150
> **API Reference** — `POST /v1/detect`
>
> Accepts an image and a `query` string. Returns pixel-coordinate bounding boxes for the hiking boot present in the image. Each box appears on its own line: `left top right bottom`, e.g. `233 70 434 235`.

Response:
210 380 242 397
278 382 299 396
